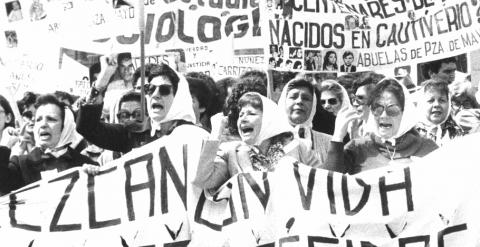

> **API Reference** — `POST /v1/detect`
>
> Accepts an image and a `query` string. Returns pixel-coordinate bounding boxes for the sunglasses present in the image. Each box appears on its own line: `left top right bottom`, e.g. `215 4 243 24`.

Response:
143 84 173 96
320 98 338 105
22 110 34 120
117 109 142 121
371 104 402 117
351 95 367 105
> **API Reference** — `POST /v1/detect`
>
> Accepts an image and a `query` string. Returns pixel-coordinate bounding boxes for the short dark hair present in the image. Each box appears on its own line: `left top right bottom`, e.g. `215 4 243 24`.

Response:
216 76 237 109
132 63 160 87
422 57 457 79
54 91 74 105
89 62 101 86
117 52 132 63
0 94 15 129
343 51 354 59
286 78 314 96
119 91 141 105
353 72 384 96
148 63 180 94
368 79 405 111
226 77 267 136
239 69 268 87
35 94 66 129
186 77 212 110
185 71 221 116
18 91 38 113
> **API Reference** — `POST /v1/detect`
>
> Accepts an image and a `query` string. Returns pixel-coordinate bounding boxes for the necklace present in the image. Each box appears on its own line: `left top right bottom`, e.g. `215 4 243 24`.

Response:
385 145 396 161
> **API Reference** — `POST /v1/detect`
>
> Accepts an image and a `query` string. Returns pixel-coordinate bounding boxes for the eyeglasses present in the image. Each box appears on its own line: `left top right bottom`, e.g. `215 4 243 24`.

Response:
116 109 142 121
143 84 173 96
371 104 402 117
320 98 338 105
351 95 367 105
22 110 34 120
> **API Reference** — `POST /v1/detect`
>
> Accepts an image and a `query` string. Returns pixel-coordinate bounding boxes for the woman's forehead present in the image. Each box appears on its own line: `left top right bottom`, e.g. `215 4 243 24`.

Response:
376 91 399 104
150 76 173 86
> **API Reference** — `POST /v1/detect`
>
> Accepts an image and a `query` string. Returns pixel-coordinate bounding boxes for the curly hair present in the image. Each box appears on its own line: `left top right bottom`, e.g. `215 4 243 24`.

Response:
225 77 267 136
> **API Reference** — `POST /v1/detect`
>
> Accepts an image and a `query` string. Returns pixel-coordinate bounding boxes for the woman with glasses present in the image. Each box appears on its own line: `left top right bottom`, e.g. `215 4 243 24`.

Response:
323 78 438 174
77 58 209 157
319 80 349 116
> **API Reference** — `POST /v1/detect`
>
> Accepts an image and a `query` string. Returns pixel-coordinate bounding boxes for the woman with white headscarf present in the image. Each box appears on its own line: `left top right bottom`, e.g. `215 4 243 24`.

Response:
194 92 319 190
0 94 97 193
324 78 438 174
319 79 350 116
77 61 209 156
278 77 332 164
415 79 465 146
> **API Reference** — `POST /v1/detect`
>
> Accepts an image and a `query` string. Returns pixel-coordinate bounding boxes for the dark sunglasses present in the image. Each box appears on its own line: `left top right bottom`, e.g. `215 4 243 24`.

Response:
351 95 367 105
320 98 338 105
143 84 173 96
22 110 34 120
117 109 142 121
371 104 402 117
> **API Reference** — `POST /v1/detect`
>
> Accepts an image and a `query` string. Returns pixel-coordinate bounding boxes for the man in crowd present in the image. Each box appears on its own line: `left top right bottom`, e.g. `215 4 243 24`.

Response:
422 56 457 84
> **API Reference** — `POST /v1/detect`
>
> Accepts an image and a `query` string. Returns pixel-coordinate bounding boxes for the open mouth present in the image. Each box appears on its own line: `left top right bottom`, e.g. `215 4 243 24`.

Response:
379 123 392 129
292 109 305 115
151 102 164 110
240 126 254 135
38 130 51 140
431 110 443 116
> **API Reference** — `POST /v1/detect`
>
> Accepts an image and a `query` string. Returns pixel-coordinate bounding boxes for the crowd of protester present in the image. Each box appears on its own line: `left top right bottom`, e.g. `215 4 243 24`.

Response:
0 54 480 194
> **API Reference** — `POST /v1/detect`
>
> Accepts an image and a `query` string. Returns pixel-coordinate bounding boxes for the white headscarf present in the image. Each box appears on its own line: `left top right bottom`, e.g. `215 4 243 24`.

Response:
43 108 84 157
320 79 352 114
365 78 418 145
416 81 452 141
277 78 317 143
150 72 196 135
242 92 293 146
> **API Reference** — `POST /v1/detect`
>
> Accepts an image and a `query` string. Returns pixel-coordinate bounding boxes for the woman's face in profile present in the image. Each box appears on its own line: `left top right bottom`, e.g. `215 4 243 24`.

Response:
371 91 403 139
237 104 263 145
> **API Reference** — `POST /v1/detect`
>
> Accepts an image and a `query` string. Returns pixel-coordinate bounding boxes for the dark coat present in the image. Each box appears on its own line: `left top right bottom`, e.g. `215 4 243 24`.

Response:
0 146 97 193
76 103 156 153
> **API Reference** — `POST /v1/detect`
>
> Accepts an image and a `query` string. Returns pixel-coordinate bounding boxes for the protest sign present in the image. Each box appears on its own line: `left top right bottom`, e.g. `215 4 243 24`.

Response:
2 131 480 246
262 0 480 72
0 128 208 246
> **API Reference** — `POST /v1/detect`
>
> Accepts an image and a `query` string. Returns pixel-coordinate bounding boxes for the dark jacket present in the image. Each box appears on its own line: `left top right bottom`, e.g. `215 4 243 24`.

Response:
76 103 156 153
340 64 357 72
323 130 438 174
0 146 97 193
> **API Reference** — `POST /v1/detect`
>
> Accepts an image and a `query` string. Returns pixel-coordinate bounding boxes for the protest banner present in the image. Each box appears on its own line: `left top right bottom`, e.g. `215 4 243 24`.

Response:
0 128 210 246
2 131 480 246
262 0 480 72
